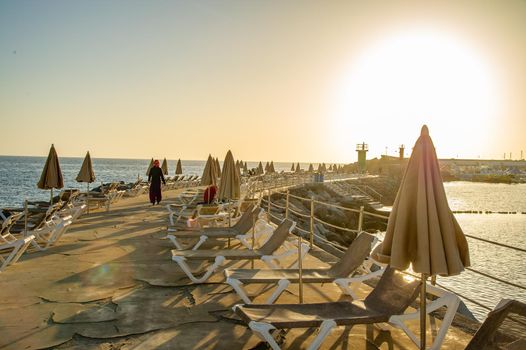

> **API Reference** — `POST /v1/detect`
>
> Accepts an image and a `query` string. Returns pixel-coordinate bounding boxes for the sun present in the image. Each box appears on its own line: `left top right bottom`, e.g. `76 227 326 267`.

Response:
330 28 501 160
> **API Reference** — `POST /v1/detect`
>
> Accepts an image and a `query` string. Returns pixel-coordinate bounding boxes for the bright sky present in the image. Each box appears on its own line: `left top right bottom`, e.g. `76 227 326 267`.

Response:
1 0 525 162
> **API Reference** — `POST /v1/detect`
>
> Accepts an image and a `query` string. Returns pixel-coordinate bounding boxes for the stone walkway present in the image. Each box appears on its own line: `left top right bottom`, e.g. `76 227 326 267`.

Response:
0 190 472 349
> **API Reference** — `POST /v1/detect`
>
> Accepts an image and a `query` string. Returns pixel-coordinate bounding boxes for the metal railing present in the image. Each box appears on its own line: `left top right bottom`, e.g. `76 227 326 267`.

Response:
249 177 526 315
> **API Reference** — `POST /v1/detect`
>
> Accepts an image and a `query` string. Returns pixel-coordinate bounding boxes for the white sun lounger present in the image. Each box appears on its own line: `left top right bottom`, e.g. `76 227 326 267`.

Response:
166 206 268 250
0 213 35 272
225 232 376 304
234 267 460 350
171 220 309 283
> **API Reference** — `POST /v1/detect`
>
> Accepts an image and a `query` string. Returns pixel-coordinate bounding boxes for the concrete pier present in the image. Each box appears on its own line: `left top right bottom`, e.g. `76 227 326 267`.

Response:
0 189 473 349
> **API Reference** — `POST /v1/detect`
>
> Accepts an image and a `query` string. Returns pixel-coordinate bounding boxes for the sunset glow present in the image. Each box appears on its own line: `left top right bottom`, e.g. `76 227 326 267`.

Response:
330 28 501 159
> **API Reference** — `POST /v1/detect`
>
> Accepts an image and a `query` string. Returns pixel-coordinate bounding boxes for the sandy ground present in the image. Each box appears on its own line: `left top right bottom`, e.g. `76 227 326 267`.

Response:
0 189 472 349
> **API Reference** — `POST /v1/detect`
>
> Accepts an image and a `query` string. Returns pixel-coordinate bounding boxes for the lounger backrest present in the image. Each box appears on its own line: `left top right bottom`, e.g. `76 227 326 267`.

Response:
1 213 23 237
364 267 421 315
465 299 526 350
257 219 294 255
33 204 61 230
327 232 375 277
232 204 256 233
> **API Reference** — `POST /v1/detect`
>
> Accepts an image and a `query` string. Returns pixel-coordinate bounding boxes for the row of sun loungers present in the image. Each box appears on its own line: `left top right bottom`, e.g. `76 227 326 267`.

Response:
163 198 466 350
0 192 88 272
163 175 201 190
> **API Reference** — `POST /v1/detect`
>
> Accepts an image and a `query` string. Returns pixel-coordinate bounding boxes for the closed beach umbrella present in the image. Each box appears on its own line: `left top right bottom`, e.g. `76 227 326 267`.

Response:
215 157 222 178
175 159 183 175
322 163 327 172
295 162 301 173
257 161 264 175
269 161 275 173
76 151 96 213
374 125 470 349
317 163 322 172
37 144 64 203
201 155 217 186
308 163 314 172
218 150 240 201
290 163 295 172
76 151 96 183
161 158 169 175
265 162 269 173
243 162 248 174
146 158 154 176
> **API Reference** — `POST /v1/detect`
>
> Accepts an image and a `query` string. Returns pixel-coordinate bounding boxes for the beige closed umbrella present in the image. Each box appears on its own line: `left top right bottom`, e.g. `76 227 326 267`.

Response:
215 157 221 178
317 163 322 173
76 151 96 214
175 159 183 175
37 144 64 204
218 150 240 201
308 163 314 173
295 162 301 173
201 155 217 186
257 161 264 175
290 163 295 172
146 158 154 176
264 162 269 173
269 161 275 173
374 125 470 349
161 158 168 175
243 162 248 174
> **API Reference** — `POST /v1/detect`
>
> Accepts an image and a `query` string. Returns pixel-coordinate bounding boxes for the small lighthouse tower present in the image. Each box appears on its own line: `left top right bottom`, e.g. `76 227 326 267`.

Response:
356 142 368 172
399 144 405 160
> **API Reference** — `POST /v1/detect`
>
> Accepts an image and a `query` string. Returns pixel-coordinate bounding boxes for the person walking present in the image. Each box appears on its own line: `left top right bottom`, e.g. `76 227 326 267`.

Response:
148 159 166 205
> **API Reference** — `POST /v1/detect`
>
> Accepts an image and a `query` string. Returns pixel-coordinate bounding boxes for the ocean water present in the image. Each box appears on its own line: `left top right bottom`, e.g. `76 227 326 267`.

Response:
0 156 319 207
441 182 526 320
1 156 523 320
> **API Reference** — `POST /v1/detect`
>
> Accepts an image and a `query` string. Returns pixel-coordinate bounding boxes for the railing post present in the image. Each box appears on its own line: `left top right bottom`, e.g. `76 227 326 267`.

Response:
285 190 290 220
267 189 271 223
24 199 28 236
309 198 314 248
358 206 364 232
298 232 303 303
251 214 256 269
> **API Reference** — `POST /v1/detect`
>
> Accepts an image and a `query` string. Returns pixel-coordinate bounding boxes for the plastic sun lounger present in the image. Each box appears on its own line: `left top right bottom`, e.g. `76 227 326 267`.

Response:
465 299 526 350
225 232 376 304
236 266 461 350
167 216 274 252
171 220 309 283
166 205 264 250
23 217 73 251
234 267 420 350
0 213 35 272
167 203 226 229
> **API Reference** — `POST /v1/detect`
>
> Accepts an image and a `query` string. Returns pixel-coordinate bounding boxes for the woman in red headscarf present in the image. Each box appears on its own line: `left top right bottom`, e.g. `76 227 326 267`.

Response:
148 159 166 205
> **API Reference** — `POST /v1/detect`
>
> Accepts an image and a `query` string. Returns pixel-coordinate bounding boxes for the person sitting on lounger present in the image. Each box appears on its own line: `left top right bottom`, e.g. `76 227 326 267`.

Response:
148 159 166 205
202 184 217 204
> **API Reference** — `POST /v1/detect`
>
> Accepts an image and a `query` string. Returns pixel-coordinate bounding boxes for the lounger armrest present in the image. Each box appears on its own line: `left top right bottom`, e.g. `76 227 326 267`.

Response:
333 267 386 299
388 284 460 350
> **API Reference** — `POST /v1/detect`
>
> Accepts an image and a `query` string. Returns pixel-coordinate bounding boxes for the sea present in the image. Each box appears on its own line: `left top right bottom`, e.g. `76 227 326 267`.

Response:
0 156 313 207
1 156 524 320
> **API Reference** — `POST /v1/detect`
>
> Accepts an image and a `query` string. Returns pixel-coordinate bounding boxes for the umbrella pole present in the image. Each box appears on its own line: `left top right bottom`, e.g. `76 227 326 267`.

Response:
50 188 53 205
298 232 303 303
24 200 28 237
251 214 255 269
227 201 232 248
420 273 428 349
87 183 90 215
